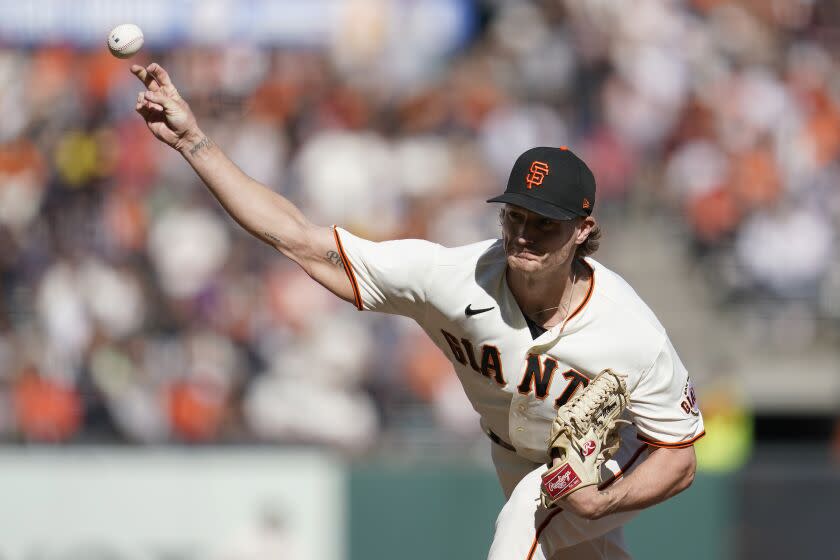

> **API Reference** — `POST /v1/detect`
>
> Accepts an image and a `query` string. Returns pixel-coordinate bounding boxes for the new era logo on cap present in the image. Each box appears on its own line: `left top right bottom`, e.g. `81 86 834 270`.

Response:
487 146 596 221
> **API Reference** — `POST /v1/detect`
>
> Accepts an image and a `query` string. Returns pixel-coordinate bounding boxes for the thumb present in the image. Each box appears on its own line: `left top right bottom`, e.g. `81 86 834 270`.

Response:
144 90 178 110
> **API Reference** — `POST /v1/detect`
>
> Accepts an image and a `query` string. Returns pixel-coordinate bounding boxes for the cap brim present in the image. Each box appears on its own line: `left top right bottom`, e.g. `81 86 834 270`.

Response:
487 192 582 221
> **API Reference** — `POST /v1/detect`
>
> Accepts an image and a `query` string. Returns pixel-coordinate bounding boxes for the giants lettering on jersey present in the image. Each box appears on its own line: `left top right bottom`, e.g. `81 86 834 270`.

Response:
517 354 589 407
441 332 588 408
441 329 506 385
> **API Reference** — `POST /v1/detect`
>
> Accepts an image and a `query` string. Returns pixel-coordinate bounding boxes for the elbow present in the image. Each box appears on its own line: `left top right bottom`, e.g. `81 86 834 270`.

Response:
678 466 696 493
675 449 697 494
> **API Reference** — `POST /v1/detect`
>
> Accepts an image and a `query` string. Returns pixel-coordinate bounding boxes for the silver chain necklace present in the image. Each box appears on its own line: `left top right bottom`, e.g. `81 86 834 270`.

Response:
528 261 579 321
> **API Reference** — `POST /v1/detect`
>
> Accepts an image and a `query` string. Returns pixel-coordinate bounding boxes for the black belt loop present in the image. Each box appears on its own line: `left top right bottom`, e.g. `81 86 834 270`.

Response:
486 429 516 452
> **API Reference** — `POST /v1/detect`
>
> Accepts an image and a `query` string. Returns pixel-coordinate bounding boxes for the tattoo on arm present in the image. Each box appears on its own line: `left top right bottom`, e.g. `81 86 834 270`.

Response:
264 232 283 245
188 137 214 156
325 250 343 268
262 232 343 268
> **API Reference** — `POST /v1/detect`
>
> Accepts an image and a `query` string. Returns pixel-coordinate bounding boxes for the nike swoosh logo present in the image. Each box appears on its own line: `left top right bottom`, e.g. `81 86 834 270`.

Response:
465 304 495 316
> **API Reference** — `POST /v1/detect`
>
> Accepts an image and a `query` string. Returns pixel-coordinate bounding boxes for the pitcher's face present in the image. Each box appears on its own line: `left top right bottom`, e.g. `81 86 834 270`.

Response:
501 205 581 275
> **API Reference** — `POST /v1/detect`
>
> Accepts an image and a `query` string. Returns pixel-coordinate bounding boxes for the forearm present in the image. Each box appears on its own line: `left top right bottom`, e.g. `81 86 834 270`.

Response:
595 446 696 518
132 63 356 302
564 445 697 520
178 128 311 259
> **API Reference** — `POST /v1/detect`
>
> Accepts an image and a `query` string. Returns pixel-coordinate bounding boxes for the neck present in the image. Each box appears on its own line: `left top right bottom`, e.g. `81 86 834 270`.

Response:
508 258 582 327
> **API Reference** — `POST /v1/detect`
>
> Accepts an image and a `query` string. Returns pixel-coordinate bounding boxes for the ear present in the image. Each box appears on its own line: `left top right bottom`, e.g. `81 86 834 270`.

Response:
575 217 596 245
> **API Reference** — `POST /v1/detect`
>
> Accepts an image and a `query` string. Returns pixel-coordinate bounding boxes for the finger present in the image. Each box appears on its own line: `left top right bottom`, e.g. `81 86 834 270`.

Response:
134 100 160 120
147 63 174 88
146 100 165 112
137 102 167 123
144 90 177 111
131 65 160 91
135 92 164 112
136 103 152 119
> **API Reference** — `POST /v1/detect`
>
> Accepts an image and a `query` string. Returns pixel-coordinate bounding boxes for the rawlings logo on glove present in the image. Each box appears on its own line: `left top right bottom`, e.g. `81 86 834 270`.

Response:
540 369 630 508
542 464 582 498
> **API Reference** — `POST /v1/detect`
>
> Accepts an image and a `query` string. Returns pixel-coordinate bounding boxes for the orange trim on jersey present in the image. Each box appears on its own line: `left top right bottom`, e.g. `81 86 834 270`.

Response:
525 507 565 560
598 444 650 490
637 431 706 449
566 259 595 322
332 226 363 311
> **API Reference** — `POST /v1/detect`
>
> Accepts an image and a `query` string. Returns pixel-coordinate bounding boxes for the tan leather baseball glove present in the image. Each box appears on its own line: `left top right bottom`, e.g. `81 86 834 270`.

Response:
540 368 630 508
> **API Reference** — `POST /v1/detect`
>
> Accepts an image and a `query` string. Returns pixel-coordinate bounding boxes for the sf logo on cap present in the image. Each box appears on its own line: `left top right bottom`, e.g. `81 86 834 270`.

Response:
525 161 549 189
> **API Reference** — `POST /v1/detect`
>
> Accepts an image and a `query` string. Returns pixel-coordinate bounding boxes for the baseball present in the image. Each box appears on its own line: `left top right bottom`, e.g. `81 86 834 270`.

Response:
108 24 144 59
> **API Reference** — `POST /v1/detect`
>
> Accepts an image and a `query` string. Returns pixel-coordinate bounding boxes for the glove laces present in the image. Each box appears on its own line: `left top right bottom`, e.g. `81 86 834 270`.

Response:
567 372 623 431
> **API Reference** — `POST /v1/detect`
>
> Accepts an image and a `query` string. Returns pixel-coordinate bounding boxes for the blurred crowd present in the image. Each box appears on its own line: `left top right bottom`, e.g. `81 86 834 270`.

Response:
0 0 838 447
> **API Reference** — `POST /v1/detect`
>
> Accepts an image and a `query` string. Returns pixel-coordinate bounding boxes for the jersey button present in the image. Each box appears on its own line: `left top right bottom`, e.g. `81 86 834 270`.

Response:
515 426 525 432
518 405 526 412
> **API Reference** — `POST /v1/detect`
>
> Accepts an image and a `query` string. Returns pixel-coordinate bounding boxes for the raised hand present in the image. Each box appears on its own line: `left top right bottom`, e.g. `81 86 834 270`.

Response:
132 63 199 150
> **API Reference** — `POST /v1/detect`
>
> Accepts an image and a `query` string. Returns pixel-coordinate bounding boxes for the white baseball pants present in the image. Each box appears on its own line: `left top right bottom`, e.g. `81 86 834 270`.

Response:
488 443 639 560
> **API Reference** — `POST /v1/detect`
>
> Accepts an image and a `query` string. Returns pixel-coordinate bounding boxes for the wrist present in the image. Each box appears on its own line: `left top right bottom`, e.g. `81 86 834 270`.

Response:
593 485 625 519
589 490 612 520
177 128 208 155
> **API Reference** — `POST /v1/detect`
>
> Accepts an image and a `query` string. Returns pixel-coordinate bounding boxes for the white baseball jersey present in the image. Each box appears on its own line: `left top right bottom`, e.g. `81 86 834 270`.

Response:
333 226 704 558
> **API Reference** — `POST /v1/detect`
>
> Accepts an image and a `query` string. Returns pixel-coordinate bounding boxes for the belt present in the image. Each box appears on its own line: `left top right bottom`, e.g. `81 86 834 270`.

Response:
485 429 516 452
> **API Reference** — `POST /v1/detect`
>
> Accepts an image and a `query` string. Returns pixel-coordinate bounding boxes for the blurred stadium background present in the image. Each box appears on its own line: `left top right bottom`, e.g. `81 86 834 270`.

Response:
0 0 839 558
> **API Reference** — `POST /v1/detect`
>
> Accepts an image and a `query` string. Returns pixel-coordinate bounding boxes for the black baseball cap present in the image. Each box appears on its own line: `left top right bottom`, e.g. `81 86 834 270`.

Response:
487 146 595 220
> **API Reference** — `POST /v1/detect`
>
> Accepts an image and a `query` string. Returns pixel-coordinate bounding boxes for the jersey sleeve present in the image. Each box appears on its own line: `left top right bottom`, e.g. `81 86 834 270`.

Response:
627 338 705 448
332 226 440 317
